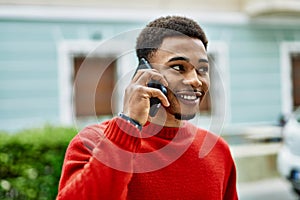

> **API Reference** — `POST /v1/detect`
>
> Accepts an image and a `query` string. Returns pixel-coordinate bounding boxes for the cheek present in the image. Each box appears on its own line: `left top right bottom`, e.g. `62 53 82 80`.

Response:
202 76 210 91
165 87 181 112
164 73 181 92
165 92 180 115
166 87 177 102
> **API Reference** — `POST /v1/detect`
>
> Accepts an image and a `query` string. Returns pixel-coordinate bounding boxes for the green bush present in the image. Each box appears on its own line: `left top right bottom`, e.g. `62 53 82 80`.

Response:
0 125 77 200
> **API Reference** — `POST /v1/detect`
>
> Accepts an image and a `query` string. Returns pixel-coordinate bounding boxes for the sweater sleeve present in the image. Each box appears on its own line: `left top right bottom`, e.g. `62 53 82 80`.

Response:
223 150 238 200
223 162 238 200
56 117 141 200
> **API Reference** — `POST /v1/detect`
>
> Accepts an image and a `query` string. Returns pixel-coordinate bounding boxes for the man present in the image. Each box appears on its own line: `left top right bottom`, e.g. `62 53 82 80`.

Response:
57 16 238 200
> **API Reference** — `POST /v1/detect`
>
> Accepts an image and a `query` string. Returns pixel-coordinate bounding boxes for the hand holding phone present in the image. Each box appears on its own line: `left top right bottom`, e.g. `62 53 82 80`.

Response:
135 58 168 117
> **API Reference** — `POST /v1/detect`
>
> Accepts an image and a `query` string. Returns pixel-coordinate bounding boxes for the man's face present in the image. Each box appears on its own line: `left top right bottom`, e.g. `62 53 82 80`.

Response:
149 36 210 121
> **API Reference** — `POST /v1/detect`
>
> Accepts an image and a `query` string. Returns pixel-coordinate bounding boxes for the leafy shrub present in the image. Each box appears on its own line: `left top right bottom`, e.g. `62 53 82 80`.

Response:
0 125 77 200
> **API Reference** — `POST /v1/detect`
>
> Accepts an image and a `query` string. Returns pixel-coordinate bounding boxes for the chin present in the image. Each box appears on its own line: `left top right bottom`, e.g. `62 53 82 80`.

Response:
166 103 198 121
165 95 200 120
174 113 196 120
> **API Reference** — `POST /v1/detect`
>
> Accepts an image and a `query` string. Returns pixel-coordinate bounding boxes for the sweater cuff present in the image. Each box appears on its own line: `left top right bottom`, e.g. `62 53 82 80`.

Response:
104 117 141 152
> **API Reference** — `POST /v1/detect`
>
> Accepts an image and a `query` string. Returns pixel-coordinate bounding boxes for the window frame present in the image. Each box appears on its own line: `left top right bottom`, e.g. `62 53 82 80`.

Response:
57 40 134 125
191 41 231 127
280 42 300 116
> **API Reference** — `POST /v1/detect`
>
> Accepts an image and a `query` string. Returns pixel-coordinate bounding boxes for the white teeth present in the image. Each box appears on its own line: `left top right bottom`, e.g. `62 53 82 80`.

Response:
180 95 197 100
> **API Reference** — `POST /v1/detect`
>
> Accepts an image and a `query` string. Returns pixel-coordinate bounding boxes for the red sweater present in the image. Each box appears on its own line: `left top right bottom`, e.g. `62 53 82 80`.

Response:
57 117 238 200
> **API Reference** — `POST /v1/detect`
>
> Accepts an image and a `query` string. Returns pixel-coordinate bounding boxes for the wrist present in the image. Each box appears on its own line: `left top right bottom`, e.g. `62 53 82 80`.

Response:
118 113 142 131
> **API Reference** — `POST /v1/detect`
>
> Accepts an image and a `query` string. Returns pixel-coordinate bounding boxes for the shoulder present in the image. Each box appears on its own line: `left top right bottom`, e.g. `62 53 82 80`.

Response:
79 121 108 140
186 122 232 158
67 120 110 154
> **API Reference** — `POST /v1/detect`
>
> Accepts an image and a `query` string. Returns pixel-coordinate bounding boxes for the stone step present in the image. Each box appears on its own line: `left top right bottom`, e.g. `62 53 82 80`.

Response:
230 143 282 182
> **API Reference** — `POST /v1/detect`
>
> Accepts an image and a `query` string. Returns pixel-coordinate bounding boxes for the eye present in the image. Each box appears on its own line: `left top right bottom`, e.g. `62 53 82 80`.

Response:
197 66 209 74
171 65 184 71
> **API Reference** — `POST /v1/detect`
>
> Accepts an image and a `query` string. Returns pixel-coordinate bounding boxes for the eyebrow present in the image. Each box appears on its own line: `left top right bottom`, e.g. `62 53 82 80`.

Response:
167 56 190 63
199 58 209 63
167 56 208 64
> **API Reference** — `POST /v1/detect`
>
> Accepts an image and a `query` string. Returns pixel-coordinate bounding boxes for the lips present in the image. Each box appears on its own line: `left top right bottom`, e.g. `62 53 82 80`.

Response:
175 91 203 105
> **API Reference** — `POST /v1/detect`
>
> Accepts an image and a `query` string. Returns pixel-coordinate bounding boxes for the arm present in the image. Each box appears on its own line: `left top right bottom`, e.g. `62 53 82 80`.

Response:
223 157 239 200
57 117 141 200
57 62 169 199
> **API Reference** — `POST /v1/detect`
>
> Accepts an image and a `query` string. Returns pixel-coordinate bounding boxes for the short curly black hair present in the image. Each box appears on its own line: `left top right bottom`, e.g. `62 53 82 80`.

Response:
136 16 208 60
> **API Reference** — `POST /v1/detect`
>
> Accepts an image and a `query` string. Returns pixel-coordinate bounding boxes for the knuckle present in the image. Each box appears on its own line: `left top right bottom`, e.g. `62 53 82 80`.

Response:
135 85 146 93
135 86 142 92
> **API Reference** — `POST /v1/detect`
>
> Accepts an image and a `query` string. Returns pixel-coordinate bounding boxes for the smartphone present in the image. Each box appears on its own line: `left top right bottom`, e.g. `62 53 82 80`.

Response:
134 58 168 117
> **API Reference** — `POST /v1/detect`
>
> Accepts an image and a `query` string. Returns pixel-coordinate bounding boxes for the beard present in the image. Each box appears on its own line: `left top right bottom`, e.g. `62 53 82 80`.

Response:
174 113 196 120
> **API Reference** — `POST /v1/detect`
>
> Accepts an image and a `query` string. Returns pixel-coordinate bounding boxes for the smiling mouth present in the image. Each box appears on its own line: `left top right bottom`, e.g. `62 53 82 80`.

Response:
175 91 204 104
178 94 199 100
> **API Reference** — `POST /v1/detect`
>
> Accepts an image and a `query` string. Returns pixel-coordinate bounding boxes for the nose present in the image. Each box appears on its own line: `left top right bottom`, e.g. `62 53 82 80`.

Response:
182 69 202 88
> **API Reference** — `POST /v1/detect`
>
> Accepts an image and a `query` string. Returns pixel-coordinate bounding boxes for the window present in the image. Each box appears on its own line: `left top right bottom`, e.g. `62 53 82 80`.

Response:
192 44 229 129
281 42 300 115
196 42 230 127
199 55 214 115
73 56 116 118
58 40 134 125
292 54 300 109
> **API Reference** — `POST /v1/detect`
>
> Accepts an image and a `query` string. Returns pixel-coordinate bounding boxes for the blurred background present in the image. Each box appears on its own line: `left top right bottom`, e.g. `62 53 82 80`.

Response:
0 0 300 199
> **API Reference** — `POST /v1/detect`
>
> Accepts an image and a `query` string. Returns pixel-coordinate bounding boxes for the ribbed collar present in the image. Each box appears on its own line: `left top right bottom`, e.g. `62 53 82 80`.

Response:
142 121 196 140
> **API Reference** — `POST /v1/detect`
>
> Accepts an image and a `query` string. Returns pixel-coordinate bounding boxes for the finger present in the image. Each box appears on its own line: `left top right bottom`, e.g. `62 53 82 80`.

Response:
132 69 148 82
134 69 168 87
144 87 170 107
